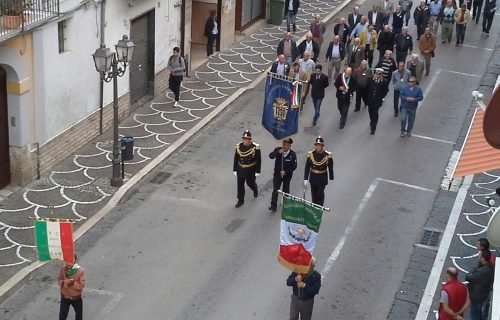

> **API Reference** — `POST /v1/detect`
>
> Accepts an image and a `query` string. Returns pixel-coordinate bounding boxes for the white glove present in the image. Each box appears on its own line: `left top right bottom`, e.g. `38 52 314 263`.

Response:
303 180 308 187
233 171 237 176
255 173 260 177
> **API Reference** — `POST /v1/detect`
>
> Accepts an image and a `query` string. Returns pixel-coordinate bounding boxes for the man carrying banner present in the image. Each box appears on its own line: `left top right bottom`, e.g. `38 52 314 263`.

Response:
233 130 261 208
304 137 334 206
287 258 322 320
334 67 357 129
309 65 329 126
58 254 85 320
289 62 308 111
269 138 297 212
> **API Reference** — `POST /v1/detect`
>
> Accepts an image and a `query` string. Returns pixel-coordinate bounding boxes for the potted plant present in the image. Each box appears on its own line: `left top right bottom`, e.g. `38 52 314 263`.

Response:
1 0 25 30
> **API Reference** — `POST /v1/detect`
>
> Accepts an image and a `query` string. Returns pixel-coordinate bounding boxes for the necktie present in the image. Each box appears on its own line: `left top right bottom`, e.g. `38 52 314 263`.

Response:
317 75 320 80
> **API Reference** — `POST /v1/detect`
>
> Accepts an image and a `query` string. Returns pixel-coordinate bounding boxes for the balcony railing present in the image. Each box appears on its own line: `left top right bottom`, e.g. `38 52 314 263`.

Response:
0 0 59 42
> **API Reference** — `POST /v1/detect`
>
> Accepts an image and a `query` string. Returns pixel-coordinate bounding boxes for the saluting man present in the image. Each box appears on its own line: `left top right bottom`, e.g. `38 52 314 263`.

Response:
303 137 334 206
269 138 297 212
233 130 261 208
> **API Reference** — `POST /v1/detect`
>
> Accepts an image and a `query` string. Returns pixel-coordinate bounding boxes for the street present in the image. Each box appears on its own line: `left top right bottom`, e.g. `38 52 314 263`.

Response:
1 1 499 320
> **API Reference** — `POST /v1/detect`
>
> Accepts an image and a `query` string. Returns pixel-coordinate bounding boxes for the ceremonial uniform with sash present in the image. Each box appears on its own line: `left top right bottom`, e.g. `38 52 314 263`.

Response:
304 137 334 206
233 130 261 208
334 72 357 129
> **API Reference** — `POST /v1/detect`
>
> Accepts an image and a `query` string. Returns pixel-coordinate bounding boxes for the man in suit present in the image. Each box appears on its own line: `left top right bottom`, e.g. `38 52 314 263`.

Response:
326 35 346 83
334 17 350 44
346 37 365 68
310 14 327 46
368 5 385 31
380 0 395 24
309 64 329 126
414 0 430 39
233 130 261 208
284 0 300 33
334 67 357 129
348 6 362 32
367 68 387 135
298 33 320 62
270 54 290 76
377 25 395 59
269 138 297 212
277 32 299 65
399 0 413 25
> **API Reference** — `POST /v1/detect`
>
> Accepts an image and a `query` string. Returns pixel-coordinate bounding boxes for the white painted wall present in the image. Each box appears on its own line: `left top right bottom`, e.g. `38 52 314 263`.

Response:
32 0 181 146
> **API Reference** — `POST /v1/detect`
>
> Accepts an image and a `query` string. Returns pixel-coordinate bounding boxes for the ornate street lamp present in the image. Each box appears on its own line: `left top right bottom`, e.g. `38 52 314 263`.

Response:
92 35 136 187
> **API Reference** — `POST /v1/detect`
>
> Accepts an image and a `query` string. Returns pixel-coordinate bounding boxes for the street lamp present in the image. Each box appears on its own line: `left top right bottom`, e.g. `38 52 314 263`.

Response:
92 35 135 187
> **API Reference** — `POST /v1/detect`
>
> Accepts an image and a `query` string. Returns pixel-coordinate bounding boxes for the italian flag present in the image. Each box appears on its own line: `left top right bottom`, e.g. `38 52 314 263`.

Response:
35 220 75 263
291 81 303 107
278 195 324 273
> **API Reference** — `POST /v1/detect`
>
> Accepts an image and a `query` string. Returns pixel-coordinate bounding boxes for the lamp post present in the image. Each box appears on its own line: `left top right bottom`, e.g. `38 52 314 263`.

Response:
92 35 135 187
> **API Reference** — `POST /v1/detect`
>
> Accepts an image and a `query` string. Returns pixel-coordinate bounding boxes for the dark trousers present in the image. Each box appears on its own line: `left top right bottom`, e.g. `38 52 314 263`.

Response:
472 0 483 20
364 46 374 67
394 89 401 114
290 295 314 320
396 50 408 63
355 87 369 110
417 24 425 39
59 297 83 320
456 24 466 44
312 97 323 121
403 11 411 26
310 184 326 206
368 105 380 131
483 13 494 33
271 172 292 209
169 75 183 102
337 97 350 126
207 34 216 56
237 172 257 202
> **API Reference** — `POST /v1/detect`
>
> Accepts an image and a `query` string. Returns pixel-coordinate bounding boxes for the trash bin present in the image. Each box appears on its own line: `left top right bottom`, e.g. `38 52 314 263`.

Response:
121 136 134 161
270 0 285 26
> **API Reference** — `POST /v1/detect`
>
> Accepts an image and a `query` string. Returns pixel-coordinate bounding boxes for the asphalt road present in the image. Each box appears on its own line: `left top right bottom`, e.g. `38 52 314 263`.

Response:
1 1 499 319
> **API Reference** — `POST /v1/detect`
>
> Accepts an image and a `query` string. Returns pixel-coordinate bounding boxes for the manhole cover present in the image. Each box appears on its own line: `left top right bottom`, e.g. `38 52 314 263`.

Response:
420 229 442 247
150 171 171 184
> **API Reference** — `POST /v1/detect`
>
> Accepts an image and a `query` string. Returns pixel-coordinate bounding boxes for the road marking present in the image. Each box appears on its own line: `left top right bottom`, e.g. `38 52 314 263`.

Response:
376 178 436 193
321 179 379 280
461 44 494 51
419 69 440 112
440 69 482 77
412 134 456 145
415 175 473 320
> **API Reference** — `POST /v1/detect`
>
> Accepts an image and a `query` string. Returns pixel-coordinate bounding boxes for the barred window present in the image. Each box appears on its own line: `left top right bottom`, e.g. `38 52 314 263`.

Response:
58 19 69 53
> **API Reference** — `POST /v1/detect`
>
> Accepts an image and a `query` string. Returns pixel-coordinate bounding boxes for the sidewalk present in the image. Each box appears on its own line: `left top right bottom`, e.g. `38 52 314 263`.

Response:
0 0 350 300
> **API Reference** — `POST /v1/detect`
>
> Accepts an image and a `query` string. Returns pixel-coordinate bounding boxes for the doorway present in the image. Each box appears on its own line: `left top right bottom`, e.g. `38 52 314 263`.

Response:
130 10 155 104
235 0 265 31
0 66 11 189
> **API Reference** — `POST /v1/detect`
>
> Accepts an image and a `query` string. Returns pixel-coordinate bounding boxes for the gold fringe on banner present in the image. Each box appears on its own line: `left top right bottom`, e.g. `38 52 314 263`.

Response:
263 70 309 84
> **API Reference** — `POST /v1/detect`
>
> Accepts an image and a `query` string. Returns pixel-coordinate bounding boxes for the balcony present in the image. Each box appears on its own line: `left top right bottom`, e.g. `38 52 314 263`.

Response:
0 0 59 43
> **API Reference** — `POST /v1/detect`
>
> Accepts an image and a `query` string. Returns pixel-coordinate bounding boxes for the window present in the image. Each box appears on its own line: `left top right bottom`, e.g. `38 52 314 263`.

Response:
58 19 69 53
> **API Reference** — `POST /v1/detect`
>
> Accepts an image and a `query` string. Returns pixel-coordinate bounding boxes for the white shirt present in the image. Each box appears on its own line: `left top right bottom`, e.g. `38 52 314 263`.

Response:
277 63 286 75
212 21 218 35
366 31 372 43
288 0 294 11
372 11 378 23
306 41 313 56
331 43 341 58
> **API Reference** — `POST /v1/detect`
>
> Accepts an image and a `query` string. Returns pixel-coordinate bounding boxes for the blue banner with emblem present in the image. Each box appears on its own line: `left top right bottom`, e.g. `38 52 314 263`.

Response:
262 73 301 140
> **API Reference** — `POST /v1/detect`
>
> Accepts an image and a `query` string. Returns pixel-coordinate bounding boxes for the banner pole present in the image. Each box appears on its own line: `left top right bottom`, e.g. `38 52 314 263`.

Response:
29 217 78 223
278 190 331 212
265 70 308 84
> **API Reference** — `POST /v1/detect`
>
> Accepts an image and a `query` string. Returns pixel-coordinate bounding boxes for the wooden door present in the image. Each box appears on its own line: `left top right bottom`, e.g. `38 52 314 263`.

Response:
0 66 10 188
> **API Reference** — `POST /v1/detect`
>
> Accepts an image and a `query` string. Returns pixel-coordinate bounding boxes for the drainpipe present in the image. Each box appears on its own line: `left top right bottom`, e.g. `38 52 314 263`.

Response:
98 0 106 135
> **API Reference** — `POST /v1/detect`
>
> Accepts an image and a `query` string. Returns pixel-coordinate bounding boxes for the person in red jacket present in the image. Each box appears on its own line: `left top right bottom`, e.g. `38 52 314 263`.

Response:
439 267 470 320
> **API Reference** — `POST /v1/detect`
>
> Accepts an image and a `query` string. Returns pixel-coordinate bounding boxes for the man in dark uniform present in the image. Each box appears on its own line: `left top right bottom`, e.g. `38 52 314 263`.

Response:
367 68 387 135
303 137 334 206
233 130 261 208
269 138 297 212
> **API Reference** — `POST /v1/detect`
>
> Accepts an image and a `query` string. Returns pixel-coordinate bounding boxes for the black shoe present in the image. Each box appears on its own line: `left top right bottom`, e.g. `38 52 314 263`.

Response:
312 120 317 126
293 24 296 33
394 112 398 117
235 201 244 208
425 72 429 76
370 130 375 135
253 189 258 198
339 123 345 129
269 206 277 212
354 108 360 112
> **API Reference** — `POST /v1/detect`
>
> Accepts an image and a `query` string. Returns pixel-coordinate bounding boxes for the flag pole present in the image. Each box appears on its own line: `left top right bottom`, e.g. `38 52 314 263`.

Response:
29 217 78 223
264 70 308 84
278 190 330 212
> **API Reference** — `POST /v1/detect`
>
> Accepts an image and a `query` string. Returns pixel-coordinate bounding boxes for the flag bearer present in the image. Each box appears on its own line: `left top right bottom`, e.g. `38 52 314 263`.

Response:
233 130 261 208
58 255 85 320
269 138 297 212
303 137 334 206
287 257 322 320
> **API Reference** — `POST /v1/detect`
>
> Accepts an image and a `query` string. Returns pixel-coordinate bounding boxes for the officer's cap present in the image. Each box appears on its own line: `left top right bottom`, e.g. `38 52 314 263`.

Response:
374 67 384 74
314 136 325 145
242 130 252 139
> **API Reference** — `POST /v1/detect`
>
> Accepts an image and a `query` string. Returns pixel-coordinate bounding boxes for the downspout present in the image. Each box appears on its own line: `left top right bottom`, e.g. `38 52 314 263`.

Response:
98 0 106 135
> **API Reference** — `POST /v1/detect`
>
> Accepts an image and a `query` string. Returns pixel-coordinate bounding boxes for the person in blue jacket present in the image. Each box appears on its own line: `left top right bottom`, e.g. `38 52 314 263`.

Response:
399 75 424 137
287 258 322 320
269 138 297 212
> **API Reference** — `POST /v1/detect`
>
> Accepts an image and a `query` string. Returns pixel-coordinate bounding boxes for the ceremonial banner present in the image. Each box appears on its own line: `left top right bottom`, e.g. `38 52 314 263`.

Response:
35 220 75 263
278 195 324 273
262 74 301 140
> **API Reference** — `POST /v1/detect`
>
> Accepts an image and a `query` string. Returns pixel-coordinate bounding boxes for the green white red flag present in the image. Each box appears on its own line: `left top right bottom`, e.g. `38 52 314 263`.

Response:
35 220 75 263
291 81 303 107
278 195 324 273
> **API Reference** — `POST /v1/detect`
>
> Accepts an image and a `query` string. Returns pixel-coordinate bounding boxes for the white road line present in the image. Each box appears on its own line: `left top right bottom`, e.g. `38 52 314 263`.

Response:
415 175 473 320
461 44 494 51
376 178 436 193
440 69 482 77
412 134 456 145
419 69 441 112
321 179 379 280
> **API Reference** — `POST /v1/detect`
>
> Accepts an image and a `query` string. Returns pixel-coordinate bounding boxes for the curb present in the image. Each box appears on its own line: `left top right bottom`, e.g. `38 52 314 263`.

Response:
0 0 353 304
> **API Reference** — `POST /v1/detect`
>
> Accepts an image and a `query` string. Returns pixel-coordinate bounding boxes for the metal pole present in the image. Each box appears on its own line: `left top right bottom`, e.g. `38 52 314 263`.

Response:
110 56 123 187
278 190 330 212
98 0 106 135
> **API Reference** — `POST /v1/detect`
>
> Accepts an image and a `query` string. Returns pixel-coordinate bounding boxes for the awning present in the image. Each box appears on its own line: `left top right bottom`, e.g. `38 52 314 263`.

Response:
452 108 500 178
